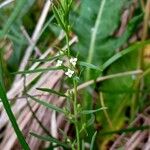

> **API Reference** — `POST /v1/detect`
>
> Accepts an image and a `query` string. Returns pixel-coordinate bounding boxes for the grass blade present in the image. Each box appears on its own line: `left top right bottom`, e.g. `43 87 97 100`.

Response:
37 88 67 97
12 66 64 75
27 94 65 114
29 54 64 62
78 61 102 71
0 0 26 38
99 126 150 135
87 114 95 127
90 131 97 150
52 5 66 31
0 85 30 150
81 107 107 115
30 132 69 148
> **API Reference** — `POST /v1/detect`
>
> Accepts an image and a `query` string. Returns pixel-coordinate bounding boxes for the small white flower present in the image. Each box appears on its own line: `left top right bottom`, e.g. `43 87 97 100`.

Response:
69 57 77 66
65 69 74 78
56 60 63 67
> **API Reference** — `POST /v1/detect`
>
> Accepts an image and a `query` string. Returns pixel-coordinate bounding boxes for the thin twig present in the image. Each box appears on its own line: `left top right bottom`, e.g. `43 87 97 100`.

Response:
21 26 41 56
140 0 145 11
77 70 143 91
23 75 50 135
14 0 52 82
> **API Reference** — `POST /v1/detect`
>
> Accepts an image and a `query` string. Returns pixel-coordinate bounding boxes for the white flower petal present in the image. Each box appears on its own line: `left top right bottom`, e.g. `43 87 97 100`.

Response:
56 60 63 67
65 69 74 78
70 57 77 66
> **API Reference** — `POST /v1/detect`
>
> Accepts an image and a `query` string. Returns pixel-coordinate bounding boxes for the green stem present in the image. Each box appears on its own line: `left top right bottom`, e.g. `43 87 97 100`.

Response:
65 32 70 57
73 79 80 150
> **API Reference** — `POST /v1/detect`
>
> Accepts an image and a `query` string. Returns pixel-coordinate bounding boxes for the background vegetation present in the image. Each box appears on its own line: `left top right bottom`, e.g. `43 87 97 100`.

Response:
0 0 150 149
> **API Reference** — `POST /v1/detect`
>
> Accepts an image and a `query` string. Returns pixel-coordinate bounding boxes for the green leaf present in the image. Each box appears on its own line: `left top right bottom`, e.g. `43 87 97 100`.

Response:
87 114 95 127
27 94 65 114
37 88 67 97
29 54 64 62
52 5 66 31
78 61 102 71
0 73 30 149
30 132 69 148
81 107 107 115
0 0 26 38
73 0 141 79
101 40 150 71
99 126 150 135
0 0 36 38
12 66 64 75
90 131 97 150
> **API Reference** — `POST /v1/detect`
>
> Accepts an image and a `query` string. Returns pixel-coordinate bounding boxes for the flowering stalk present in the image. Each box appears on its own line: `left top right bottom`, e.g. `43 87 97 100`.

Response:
73 79 80 150
52 1 81 149
65 29 80 150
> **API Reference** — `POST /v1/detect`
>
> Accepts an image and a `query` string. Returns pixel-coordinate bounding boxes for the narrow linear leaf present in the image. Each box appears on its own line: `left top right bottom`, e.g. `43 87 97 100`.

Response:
29 54 64 62
56 0 66 14
81 107 107 115
0 84 30 150
12 66 64 75
52 5 66 31
90 131 97 150
87 114 95 127
27 94 65 114
30 132 69 148
100 126 150 136
0 0 27 38
78 61 102 71
37 88 67 97
40 15 55 37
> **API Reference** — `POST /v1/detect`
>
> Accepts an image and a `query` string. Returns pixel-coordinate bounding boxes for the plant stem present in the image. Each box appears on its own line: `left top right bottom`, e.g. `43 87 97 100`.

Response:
65 19 80 149
99 92 113 129
73 79 80 150
77 70 142 91
66 32 70 57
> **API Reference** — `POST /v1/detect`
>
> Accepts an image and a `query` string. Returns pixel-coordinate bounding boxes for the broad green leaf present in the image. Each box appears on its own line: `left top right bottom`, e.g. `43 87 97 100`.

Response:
72 1 145 148
73 0 141 79
101 40 150 71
